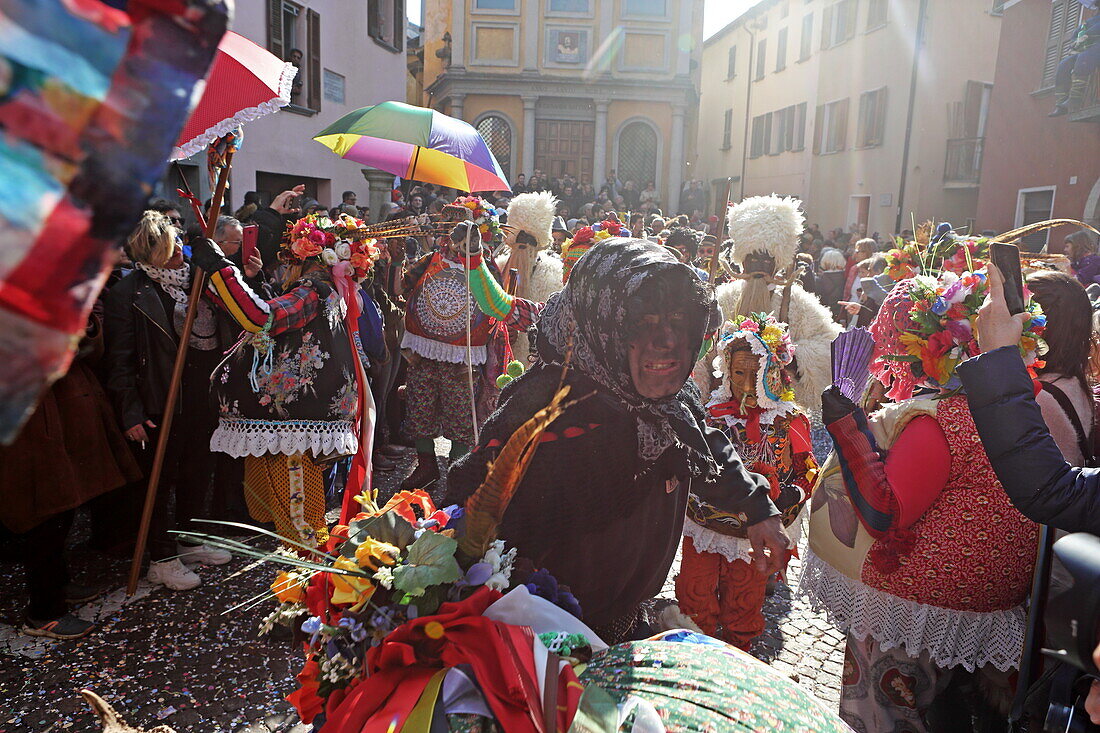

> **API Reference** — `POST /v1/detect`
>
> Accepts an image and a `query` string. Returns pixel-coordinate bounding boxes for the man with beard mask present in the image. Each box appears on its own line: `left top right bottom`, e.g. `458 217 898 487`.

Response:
446 238 789 642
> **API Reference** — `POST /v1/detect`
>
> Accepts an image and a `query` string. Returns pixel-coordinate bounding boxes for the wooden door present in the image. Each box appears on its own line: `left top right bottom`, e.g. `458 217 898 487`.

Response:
534 120 594 181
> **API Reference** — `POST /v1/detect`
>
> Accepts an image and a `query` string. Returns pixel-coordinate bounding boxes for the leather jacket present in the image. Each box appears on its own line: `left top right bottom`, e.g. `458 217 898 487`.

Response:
103 269 186 430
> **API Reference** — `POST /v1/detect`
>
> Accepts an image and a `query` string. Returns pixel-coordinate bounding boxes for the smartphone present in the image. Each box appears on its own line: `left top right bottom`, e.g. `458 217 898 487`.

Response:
241 224 259 264
990 242 1025 315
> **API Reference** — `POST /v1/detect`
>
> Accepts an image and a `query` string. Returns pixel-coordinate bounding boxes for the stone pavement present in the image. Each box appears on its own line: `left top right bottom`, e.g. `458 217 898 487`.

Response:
0 440 843 732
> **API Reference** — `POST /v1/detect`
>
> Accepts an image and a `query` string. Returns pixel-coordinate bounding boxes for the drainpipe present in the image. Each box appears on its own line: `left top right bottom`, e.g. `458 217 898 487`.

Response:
895 0 930 233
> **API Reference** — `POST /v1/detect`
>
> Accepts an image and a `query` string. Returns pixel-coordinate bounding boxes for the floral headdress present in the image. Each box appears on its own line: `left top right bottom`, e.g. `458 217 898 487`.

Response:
884 221 990 283
871 269 1047 401
710 313 798 416
452 194 502 243
561 219 630 283
282 212 382 282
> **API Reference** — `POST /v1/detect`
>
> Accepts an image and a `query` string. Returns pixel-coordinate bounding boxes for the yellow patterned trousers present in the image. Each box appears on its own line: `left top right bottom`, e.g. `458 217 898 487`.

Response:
243 453 329 548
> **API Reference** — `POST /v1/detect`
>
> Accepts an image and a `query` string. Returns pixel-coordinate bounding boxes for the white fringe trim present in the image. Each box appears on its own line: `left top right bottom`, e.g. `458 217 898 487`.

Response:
683 510 804 564
797 550 1026 673
402 331 488 365
210 418 357 458
170 62 297 160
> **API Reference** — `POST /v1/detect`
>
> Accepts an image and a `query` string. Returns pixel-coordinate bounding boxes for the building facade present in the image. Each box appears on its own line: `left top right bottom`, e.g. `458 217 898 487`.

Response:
697 0 1003 238
976 0 1100 251
416 0 703 214
167 0 408 218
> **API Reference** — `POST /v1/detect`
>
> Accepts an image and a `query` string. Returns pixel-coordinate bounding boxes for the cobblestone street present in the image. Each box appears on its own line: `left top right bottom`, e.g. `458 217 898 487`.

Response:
0 440 843 732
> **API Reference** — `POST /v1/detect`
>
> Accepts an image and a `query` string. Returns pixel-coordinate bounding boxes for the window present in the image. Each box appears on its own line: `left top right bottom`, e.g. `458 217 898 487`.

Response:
368 0 404 50
268 1 321 111
821 0 858 49
775 27 788 71
866 0 887 30
617 121 659 188
769 108 788 154
476 115 513 181
1040 0 1083 89
750 113 771 158
856 87 887 147
813 98 849 154
991 0 1006 15
475 0 515 8
780 2 790 18
722 109 734 150
799 13 813 61
624 0 666 16
549 0 590 11
755 38 767 80
793 101 807 150
1016 188 1056 251
727 45 737 79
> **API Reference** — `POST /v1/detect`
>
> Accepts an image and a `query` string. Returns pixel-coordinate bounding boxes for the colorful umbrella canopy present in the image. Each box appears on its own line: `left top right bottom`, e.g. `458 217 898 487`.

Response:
314 101 510 193
171 31 296 160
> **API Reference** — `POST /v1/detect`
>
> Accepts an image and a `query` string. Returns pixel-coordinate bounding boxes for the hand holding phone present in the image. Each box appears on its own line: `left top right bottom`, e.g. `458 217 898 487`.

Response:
241 224 259 264
990 242 1025 315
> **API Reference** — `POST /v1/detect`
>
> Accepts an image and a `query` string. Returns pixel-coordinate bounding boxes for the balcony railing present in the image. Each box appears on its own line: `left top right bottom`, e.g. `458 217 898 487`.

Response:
944 137 984 185
1068 69 1100 123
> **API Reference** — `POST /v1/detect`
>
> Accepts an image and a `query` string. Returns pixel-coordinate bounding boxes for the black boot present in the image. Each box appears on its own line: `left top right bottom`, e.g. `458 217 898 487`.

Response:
401 452 440 490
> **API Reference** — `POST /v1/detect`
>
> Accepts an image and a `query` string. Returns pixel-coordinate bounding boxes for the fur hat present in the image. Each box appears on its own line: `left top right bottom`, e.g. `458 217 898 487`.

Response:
727 195 804 267
506 191 558 249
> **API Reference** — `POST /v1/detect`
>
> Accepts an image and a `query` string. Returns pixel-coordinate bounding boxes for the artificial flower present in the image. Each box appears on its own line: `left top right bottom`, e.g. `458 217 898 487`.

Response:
271 570 306 604
330 555 376 609
354 537 400 572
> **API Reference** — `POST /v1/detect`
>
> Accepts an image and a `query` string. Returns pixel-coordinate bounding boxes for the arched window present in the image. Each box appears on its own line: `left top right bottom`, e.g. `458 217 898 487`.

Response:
475 115 513 182
616 120 658 190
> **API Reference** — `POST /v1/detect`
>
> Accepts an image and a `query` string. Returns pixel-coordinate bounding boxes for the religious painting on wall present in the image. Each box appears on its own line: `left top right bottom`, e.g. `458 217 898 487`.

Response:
547 28 587 64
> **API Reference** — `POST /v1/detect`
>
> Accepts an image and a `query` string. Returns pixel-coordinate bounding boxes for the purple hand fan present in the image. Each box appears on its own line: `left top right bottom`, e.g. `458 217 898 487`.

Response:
831 328 876 402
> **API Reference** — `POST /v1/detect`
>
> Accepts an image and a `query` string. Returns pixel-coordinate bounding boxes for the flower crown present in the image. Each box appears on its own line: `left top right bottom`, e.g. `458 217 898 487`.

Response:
712 313 798 411
566 219 630 248
282 212 382 281
872 268 1047 400
452 195 502 243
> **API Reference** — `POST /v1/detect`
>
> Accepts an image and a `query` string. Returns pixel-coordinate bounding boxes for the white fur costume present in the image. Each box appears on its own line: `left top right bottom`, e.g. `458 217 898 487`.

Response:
497 191 564 364
695 195 839 410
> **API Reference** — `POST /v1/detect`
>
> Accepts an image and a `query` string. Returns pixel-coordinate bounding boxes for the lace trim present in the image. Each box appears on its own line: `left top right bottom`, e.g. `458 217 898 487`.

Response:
401 331 488 365
797 550 1026 673
170 62 297 160
684 511 804 564
210 418 357 458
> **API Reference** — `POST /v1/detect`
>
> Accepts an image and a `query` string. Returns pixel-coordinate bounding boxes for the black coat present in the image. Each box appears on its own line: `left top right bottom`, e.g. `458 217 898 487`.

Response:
959 346 1100 534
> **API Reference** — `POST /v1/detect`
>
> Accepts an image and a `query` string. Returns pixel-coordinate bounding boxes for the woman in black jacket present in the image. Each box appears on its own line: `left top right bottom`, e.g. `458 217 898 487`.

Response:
103 211 231 591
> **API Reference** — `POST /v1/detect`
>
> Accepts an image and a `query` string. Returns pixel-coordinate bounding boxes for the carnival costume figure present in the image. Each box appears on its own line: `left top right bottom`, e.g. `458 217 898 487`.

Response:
705 195 841 410
399 198 505 490
191 213 382 548
799 259 1048 731
677 314 817 649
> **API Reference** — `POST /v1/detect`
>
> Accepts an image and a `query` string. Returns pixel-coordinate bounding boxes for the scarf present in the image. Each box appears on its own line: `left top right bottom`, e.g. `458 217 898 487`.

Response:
135 261 218 350
534 238 718 477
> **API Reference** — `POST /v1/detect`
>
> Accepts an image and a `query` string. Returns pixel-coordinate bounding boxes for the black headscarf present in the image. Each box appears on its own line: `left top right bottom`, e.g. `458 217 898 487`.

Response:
535 237 719 477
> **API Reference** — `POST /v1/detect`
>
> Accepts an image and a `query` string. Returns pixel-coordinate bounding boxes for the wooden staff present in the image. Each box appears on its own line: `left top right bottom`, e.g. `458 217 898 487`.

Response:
707 177 733 286
127 151 234 595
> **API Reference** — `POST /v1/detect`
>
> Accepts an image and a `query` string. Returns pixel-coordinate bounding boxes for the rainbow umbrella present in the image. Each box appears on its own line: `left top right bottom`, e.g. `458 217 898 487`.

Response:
314 101 510 193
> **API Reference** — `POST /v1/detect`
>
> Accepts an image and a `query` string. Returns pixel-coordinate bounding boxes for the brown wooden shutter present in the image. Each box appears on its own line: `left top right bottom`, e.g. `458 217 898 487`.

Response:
821 5 833 48
813 104 824 154
307 9 321 111
836 98 849 150
845 0 859 42
268 0 284 58
394 0 405 51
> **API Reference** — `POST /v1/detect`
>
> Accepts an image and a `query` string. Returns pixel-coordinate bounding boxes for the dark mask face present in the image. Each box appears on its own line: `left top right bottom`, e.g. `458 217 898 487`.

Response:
627 310 693 399
743 251 776 275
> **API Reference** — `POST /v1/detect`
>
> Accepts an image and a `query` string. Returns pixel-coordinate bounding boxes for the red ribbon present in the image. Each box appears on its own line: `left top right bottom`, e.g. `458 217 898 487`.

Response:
335 262 372 525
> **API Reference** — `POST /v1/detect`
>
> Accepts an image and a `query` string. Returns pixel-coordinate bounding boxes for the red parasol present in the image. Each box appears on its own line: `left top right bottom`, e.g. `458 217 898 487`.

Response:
171 30 296 160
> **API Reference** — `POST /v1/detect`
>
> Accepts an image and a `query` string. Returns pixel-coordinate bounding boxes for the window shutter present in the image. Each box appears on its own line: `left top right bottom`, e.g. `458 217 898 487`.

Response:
962 80 984 137
821 5 833 49
874 88 887 145
728 45 737 78
394 0 405 51
764 112 773 155
845 0 859 41
1041 0 1067 88
800 13 813 60
268 0 284 58
776 27 788 71
794 102 807 150
813 104 824 154
836 98 849 150
307 9 321 111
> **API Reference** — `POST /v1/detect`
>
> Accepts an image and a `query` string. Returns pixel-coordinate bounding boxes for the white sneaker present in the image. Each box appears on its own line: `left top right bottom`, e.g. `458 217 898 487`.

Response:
176 542 232 566
147 558 201 591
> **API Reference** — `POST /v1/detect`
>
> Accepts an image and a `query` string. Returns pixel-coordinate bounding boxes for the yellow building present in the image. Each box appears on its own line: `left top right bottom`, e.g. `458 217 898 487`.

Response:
697 0 1003 237
417 0 704 213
